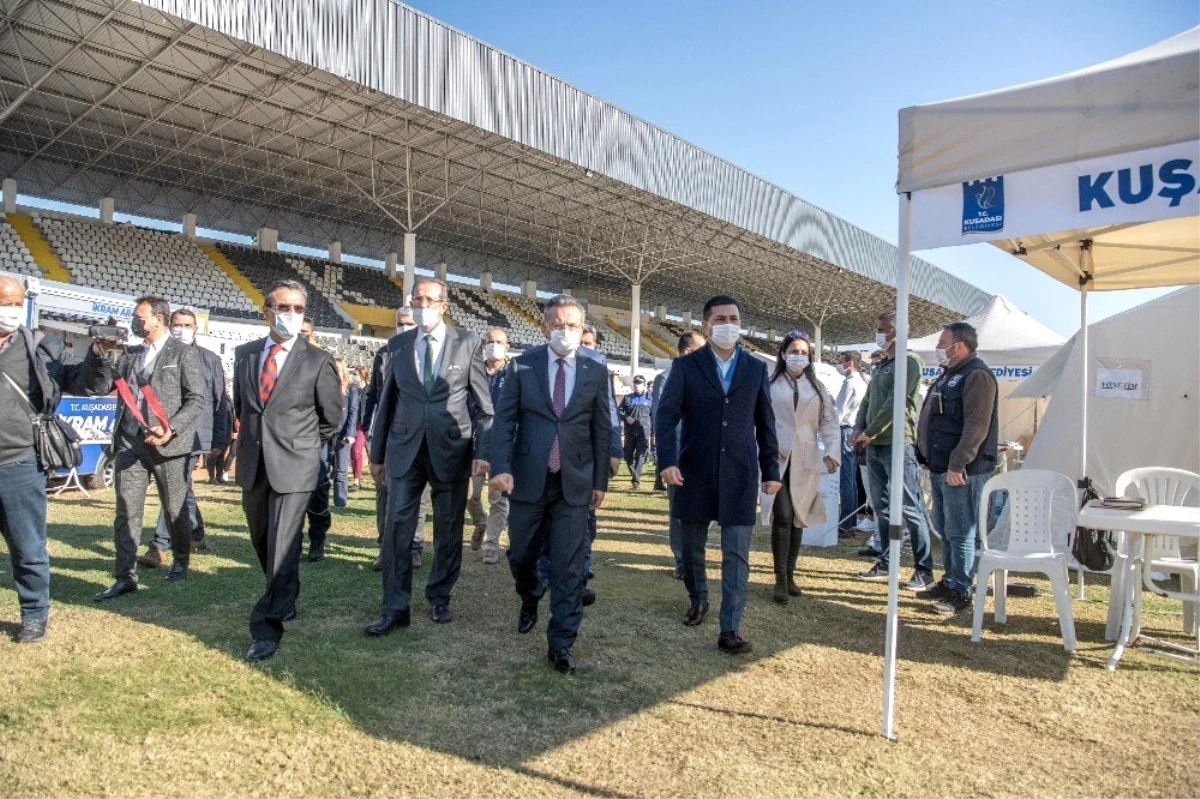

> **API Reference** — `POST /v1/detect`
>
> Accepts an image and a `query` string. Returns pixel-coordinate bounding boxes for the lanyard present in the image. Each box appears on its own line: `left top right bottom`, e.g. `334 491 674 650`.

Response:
113 376 171 431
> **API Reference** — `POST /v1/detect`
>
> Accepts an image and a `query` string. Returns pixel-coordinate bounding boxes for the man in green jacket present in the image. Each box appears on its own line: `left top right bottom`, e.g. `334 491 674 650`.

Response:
851 311 934 589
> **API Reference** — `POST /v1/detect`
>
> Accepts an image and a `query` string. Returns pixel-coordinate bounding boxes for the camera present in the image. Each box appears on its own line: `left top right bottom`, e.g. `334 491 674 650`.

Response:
88 324 128 344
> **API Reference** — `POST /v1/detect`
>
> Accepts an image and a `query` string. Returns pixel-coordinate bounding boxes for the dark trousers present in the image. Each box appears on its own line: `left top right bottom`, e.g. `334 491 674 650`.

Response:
331 438 350 508
243 461 310 644
375 478 424 552
113 443 192 582
304 443 332 550
679 519 753 635
152 452 204 550
624 426 649 485
509 472 589 650
538 505 597 583
667 485 683 570
0 457 50 621
379 441 468 614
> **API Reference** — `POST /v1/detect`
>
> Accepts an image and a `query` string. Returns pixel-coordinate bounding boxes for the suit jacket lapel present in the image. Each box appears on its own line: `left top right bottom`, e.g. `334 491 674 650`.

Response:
533 346 554 413
393 330 421 396
267 336 306 404
699 347 724 394
726 347 752 395
563 356 595 416
148 336 172 387
245 338 266 411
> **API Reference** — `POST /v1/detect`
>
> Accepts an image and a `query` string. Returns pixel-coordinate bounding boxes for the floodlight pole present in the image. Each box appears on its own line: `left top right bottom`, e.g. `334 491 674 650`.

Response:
882 193 912 742
629 282 642 378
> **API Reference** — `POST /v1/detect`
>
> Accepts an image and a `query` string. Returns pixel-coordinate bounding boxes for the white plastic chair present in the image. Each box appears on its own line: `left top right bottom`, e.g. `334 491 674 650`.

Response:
1114 468 1199 649
972 469 1078 652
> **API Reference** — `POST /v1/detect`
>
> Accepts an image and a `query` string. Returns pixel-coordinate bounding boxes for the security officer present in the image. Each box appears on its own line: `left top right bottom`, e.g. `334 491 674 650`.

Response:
619 374 653 489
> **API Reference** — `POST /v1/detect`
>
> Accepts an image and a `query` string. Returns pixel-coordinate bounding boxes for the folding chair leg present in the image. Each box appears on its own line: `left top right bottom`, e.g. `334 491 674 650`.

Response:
994 569 1008 624
971 565 991 643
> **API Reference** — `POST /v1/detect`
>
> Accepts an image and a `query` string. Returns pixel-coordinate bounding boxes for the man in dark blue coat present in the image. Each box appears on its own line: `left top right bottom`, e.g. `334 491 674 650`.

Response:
655 295 780 654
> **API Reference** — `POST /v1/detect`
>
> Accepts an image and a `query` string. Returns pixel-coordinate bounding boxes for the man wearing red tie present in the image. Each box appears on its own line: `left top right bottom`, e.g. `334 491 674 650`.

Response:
231 280 341 662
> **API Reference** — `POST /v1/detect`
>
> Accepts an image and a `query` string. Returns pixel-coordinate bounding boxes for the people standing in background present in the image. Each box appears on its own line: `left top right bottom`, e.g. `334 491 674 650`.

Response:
656 295 780 655
298 318 333 561
834 351 867 537
652 331 705 579
766 331 839 603
349 366 370 492
619 375 653 489
330 356 359 511
468 327 512 565
208 380 235 485
139 307 228 566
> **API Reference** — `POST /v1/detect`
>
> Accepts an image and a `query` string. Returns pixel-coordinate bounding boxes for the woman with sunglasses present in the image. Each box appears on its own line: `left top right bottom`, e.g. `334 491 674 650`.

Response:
766 331 840 603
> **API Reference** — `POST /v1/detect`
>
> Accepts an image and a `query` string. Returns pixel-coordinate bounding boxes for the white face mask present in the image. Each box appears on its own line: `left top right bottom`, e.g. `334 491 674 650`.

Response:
875 331 890 348
170 326 195 345
708 323 740 349
549 329 581 356
935 347 950 366
0 305 22 334
272 311 305 340
396 323 416 335
785 354 809 373
485 342 507 361
412 307 442 331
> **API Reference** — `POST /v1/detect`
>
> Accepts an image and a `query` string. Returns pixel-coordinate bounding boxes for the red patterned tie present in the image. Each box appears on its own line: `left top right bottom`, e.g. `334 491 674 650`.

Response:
548 357 566 472
260 343 282 403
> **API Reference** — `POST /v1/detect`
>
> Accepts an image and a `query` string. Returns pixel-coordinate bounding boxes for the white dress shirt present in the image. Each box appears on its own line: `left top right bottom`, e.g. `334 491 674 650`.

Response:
414 321 448 380
139 333 169 373
259 334 298 376
547 348 577 407
835 370 867 427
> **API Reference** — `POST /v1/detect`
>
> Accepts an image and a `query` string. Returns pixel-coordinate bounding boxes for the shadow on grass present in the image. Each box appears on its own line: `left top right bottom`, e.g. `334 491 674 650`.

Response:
39 483 1076 787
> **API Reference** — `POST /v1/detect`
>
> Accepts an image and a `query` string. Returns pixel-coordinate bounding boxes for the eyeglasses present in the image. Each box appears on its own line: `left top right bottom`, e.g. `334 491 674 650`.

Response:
269 304 306 313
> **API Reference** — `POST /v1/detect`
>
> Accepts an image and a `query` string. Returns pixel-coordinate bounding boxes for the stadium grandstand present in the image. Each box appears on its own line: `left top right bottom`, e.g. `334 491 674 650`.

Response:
0 0 991 373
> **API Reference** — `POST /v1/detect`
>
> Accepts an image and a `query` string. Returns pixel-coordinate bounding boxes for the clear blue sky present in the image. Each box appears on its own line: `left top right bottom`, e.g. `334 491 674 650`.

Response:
407 0 1198 336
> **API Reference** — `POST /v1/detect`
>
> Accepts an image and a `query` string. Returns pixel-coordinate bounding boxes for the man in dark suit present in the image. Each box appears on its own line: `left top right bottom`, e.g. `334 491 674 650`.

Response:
92 296 205 599
656 295 780 655
367 277 493 633
232 280 341 662
491 295 613 674
139 308 228 566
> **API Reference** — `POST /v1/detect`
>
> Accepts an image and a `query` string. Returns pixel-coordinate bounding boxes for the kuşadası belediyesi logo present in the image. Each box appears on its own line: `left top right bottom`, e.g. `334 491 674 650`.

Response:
962 176 1004 235
1078 158 1196 211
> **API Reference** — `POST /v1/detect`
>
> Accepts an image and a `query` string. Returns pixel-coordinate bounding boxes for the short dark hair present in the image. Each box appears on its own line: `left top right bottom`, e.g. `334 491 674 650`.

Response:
302 316 314 327
943 321 978 353
265 279 307 306
136 295 170 323
542 294 586 321
170 308 196 325
841 351 861 369
702 295 740 320
677 331 704 353
582 322 598 338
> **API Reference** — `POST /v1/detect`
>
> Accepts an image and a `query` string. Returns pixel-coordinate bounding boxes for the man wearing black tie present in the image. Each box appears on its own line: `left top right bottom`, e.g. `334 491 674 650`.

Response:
232 280 341 662
491 295 613 674
367 277 493 633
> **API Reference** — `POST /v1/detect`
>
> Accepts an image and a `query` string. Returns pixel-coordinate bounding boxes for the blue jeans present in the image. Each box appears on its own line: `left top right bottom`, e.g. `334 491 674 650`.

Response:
0 458 50 621
679 520 752 635
864 444 933 574
930 471 989 594
837 428 859 528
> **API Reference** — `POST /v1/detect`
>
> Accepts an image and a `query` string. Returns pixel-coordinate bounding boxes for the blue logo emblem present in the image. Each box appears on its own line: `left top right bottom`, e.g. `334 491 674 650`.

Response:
962 176 1005 235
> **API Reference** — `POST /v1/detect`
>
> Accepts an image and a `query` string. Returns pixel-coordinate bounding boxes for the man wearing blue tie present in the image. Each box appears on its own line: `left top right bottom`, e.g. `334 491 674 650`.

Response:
655 295 781 654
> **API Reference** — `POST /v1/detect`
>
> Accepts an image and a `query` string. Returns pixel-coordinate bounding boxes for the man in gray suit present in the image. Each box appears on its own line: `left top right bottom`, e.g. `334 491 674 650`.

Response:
139 307 228 566
233 280 341 662
491 295 613 674
367 277 493 634
94 295 205 599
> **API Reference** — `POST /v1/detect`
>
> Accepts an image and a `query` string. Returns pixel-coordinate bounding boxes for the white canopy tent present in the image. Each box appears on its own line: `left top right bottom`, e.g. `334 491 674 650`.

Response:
908 294 1065 444
883 28 1200 739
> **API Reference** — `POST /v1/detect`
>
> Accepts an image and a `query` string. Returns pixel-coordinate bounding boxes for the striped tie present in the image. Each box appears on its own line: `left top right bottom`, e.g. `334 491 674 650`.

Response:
260 343 283 403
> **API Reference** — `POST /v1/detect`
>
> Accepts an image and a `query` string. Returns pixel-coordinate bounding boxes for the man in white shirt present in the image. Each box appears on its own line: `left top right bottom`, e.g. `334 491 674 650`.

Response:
834 351 868 536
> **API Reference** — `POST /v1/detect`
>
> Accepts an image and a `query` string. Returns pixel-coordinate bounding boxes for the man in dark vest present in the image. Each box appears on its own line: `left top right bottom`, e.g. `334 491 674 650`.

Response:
619 375 653 489
915 321 998 616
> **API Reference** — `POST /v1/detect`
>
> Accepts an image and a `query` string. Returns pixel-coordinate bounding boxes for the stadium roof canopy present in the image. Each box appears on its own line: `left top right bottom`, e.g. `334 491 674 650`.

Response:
0 0 992 341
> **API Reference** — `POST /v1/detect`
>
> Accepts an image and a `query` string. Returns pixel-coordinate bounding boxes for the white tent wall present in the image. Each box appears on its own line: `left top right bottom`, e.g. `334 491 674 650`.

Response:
1014 287 1200 495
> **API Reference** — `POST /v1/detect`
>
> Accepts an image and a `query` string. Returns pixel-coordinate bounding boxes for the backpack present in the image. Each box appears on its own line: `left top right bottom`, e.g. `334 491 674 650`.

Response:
1071 482 1116 572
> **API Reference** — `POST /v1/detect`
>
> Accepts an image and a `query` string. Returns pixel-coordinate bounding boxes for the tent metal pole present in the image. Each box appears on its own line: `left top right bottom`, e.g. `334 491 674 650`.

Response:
882 193 912 741
1078 245 1091 487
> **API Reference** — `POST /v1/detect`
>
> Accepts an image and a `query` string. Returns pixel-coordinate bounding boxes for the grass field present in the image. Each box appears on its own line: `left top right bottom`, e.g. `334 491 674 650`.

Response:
1 469 1197 798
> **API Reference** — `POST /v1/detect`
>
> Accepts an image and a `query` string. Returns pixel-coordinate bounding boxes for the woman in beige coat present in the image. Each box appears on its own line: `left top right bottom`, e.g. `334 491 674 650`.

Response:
768 331 840 603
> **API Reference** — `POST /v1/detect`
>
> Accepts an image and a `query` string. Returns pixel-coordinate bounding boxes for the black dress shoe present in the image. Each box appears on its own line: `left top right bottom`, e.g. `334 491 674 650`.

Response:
717 630 753 655
581 587 596 607
14 618 47 643
429 604 453 624
94 580 138 602
547 646 576 674
307 546 325 562
517 600 538 634
245 640 278 662
682 601 709 626
164 562 188 582
365 609 410 635
282 608 297 622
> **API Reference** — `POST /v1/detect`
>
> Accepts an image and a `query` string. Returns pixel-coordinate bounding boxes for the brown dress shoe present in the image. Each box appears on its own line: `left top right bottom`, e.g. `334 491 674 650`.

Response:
136 547 165 568
682 601 709 626
470 527 486 551
718 631 753 654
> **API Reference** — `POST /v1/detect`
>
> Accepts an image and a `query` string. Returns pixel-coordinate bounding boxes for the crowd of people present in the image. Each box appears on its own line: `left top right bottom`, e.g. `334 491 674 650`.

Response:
0 271 997 673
